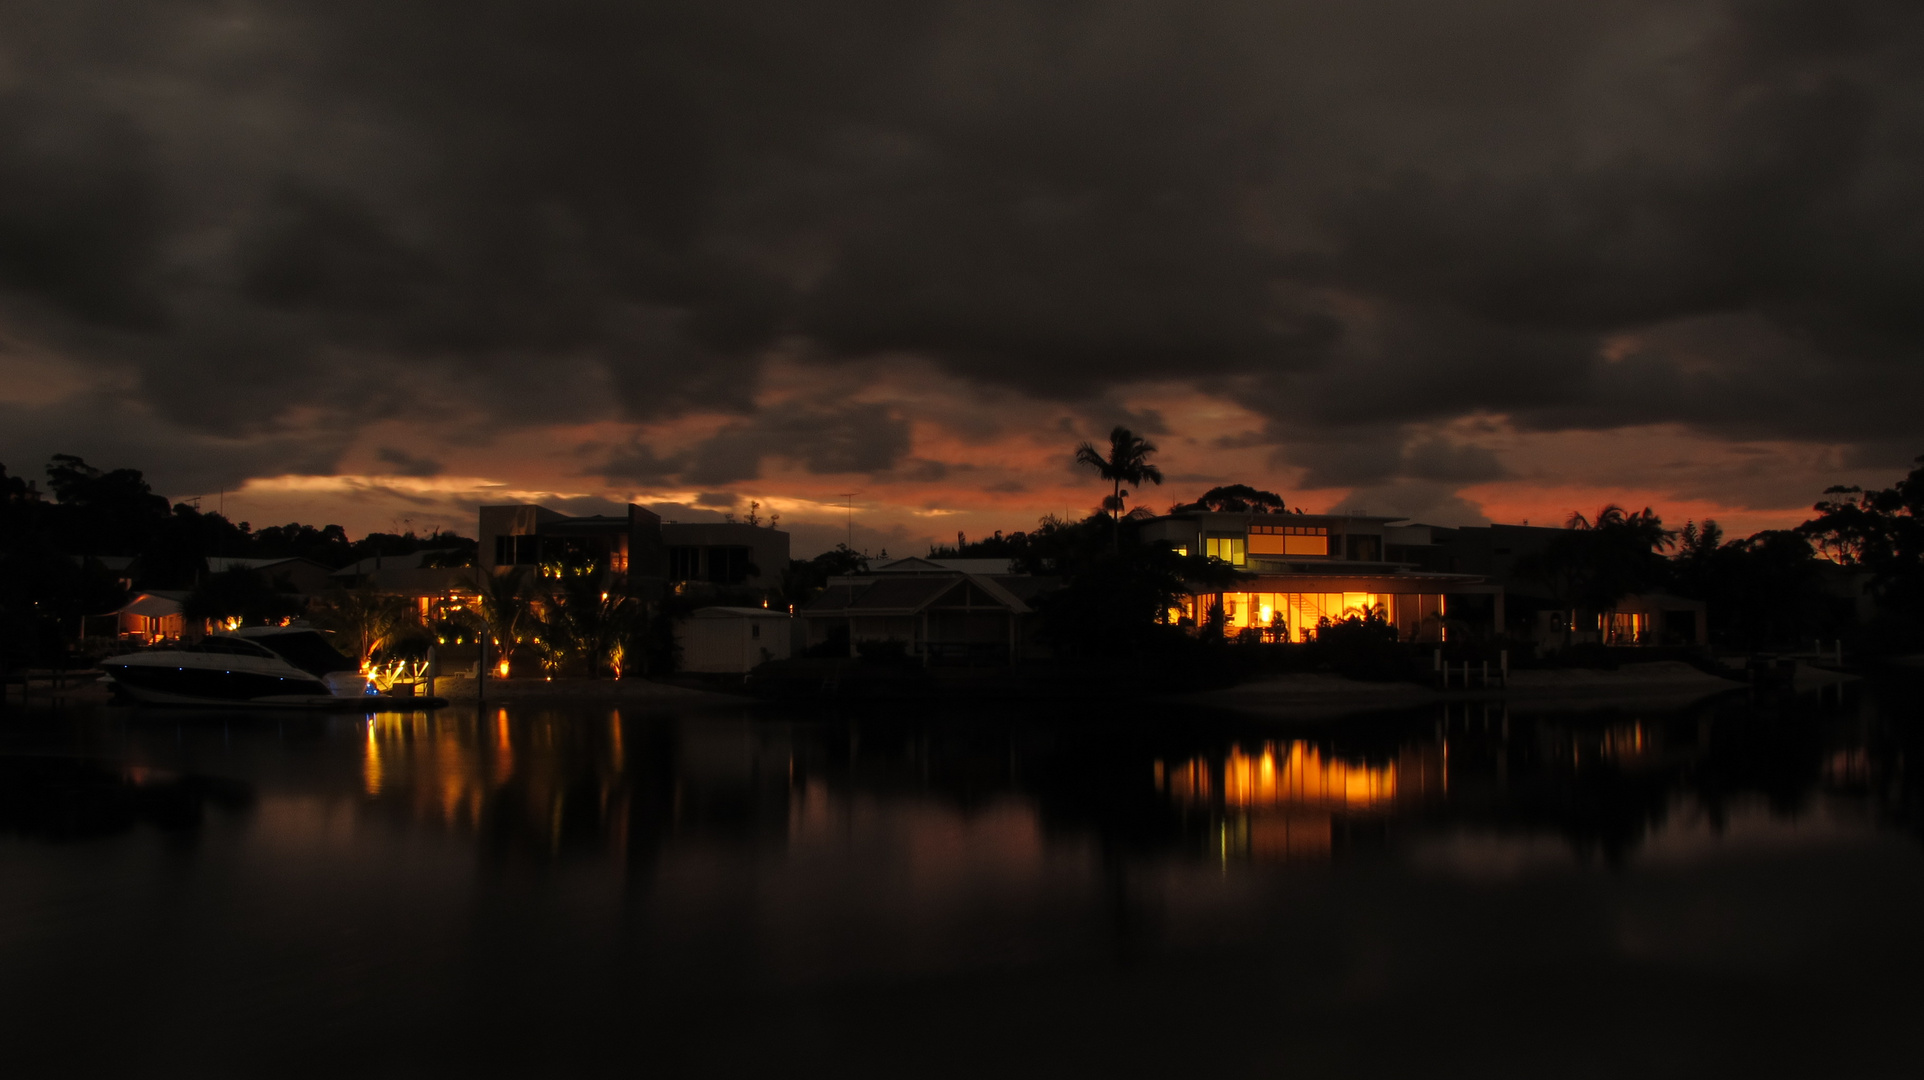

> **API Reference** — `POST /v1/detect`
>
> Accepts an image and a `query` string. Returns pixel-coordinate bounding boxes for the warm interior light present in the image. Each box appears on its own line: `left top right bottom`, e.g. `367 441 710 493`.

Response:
496 660 511 678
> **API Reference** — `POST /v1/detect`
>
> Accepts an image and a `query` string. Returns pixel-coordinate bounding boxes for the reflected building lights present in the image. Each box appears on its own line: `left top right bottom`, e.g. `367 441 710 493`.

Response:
363 719 383 796
1159 740 1444 864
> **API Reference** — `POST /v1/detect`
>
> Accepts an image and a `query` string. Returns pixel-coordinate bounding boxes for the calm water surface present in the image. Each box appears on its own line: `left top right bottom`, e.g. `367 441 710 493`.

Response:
3 681 1923 1077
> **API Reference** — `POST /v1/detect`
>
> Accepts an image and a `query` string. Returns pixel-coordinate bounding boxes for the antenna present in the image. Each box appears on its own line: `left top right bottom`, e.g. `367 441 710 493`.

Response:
837 493 857 550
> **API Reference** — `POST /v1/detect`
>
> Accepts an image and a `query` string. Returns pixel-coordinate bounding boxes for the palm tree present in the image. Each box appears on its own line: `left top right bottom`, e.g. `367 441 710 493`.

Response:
536 561 641 678
307 585 417 667
1075 426 1164 548
469 567 535 677
1567 504 1675 551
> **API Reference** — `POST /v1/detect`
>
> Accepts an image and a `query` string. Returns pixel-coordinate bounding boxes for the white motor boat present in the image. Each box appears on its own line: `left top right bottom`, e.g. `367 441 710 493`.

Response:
99 627 378 707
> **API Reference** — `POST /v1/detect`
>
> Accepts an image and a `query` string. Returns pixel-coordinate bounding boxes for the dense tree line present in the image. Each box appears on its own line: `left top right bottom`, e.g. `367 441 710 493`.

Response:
941 451 1924 661
1518 457 1924 651
0 454 474 666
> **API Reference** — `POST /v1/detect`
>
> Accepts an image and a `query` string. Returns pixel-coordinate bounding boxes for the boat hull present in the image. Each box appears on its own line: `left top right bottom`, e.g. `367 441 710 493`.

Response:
103 662 333 703
102 676 439 710
98 636 442 711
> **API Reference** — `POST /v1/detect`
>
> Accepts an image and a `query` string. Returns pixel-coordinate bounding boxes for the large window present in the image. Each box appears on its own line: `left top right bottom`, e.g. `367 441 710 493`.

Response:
494 535 541 566
1205 591 1398 642
1205 536 1246 565
668 546 701 581
1249 524 1328 557
706 546 751 584
1602 612 1648 646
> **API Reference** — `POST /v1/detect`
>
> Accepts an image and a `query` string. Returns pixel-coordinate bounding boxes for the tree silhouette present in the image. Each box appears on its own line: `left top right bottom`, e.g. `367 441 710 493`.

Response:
1523 505 1678 637
1074 426 1164 549
466 567 535 676
1174 484 1289 514
306 585 417 666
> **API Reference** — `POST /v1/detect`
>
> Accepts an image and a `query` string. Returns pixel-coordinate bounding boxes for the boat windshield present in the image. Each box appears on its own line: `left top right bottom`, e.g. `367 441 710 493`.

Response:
185 637 277 658
251 631 358 676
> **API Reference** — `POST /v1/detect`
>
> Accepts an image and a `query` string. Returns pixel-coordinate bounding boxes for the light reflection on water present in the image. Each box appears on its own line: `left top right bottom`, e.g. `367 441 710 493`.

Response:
4 679 1924 1075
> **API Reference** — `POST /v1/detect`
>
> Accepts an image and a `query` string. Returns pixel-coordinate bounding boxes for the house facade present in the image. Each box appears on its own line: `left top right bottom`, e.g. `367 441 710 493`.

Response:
105 591 187 643
329 550 481 626
802 557 1049 664
478 504 789 592
1382 522 1708 647
1138 512 1502 643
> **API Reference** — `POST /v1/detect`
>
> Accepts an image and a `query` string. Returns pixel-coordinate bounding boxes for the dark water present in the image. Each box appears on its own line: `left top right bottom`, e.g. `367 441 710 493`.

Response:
3 680 1923 1078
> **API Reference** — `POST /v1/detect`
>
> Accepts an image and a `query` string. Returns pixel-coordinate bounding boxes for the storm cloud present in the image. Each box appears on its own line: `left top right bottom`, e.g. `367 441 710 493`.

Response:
0 0 1920 507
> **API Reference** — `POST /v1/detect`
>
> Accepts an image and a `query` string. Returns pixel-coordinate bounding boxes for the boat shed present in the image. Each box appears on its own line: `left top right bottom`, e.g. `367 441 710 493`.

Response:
678 606 798 673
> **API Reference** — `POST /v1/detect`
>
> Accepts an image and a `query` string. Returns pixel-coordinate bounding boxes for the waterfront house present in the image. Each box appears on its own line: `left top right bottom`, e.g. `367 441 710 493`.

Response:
104 590 187 643
801 557 1049 663
479 504 790 592
1382 523 1708 647
1137 512 1502 642
329 550 481 626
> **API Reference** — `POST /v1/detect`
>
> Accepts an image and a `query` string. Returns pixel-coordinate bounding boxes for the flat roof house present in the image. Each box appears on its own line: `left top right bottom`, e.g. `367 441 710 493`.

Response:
1137 512 1502 643
1382 522 1707 647
479 504 790 592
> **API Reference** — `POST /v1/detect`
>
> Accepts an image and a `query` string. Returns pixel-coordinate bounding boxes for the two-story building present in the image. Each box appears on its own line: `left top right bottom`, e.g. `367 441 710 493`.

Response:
478 504 790 592
1382 522 1706 647
1137 511 1502 643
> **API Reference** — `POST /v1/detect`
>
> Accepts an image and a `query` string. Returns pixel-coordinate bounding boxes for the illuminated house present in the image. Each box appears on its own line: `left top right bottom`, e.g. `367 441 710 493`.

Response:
479 504 790 591
105 590 187 643
1138 512 1502 642
801 557 1048 663
330 549 481 626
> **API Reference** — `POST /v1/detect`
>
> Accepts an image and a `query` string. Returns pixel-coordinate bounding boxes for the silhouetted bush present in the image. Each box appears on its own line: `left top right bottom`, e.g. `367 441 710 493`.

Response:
856 638 915 668
1307 612 1409 681
800 624 850 659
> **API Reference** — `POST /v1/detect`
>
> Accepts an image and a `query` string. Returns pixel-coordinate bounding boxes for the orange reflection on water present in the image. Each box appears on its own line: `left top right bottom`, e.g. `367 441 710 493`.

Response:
1166 742 1401 811
364 720 383 795
363 712 492 829
492 709 514 787
1597 723 1664 769
1161 740 1444 864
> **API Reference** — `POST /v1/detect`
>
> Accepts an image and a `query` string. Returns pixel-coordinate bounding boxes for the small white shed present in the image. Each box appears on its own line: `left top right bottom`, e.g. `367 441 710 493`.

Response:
678 607 796 673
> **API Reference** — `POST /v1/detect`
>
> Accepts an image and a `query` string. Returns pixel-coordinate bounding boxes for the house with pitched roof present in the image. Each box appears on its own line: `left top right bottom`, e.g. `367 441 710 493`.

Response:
802 557 1051 664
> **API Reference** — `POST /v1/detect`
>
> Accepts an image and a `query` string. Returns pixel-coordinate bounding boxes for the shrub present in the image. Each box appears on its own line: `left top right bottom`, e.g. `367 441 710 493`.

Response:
1308 612 1410 681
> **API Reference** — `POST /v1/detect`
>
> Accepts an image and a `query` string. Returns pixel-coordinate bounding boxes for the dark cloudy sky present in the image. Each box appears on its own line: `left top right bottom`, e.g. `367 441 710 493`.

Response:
2 0 1920 553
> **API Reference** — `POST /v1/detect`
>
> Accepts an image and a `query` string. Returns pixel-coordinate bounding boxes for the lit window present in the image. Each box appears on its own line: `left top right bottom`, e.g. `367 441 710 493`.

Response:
1205 537 1246 566
1249 524 1328 557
